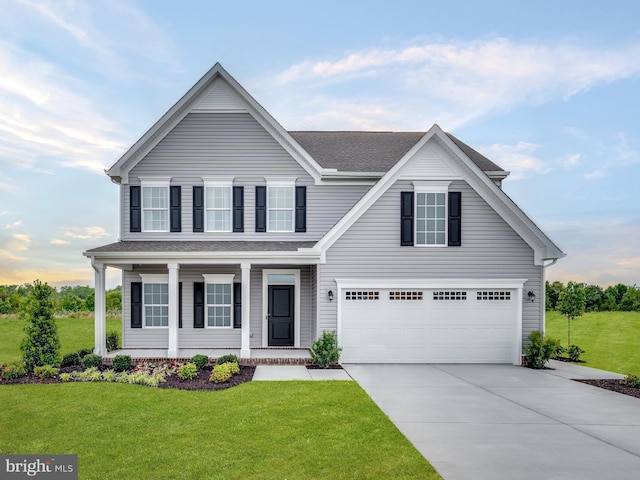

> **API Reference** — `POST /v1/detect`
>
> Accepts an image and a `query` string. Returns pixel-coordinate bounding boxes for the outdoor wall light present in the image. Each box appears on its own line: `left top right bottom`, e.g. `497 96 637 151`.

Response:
527 291 536 302
328 290 334 301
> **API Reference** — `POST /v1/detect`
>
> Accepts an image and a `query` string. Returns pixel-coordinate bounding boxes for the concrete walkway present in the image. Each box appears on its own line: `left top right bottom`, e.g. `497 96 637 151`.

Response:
253 365 352 381
344 362 640 480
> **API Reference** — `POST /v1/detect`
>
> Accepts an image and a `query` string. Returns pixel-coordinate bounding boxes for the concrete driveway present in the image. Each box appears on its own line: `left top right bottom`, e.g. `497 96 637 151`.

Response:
344 363 640 480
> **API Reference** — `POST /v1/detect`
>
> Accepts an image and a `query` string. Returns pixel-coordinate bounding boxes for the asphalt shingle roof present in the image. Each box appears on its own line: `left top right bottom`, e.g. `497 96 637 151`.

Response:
289 131 504 173
86 241 317 254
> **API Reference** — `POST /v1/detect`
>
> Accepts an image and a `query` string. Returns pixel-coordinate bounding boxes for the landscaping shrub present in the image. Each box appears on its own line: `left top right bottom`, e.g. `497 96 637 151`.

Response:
310 331 342 368
177 362 198 380
0 362 26 380
106 331 120 352
20 280 61 371
81 354 103 369
61 352 81 368
33 365 59 379
210 363 233 383
191 354 209 370
59 373 72 382
524 331 559 369
112 355 133 372
217 354 238 365
567 345 585 362
620 375 640 388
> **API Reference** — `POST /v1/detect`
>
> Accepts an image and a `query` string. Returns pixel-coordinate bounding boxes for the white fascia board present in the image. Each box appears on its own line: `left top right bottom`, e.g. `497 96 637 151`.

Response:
83 250 322 265
335 278 528 289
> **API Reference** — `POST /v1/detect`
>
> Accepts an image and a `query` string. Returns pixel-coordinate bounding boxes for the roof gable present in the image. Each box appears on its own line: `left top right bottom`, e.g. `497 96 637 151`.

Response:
310 124 563 265
107 63 324 184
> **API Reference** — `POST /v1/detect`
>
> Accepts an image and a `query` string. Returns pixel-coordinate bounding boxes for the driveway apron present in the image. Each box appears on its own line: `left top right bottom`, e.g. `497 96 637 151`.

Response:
344 364 640 480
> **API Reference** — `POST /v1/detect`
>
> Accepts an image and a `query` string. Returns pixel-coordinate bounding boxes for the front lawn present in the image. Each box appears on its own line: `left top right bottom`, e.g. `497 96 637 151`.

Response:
0 315 121 363
0 381 441 479
546 310 640 376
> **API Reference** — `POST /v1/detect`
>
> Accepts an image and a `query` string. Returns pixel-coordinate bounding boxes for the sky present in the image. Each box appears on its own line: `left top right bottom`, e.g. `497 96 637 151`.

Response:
0 0 639 290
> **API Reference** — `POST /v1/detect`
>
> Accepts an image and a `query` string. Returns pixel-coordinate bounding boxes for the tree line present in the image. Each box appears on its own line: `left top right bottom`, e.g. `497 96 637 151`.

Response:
546 281 640 312
0 284 122 315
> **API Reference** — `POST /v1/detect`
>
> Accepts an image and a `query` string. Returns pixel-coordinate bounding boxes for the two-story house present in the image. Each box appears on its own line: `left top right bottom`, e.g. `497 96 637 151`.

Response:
84 63 563 365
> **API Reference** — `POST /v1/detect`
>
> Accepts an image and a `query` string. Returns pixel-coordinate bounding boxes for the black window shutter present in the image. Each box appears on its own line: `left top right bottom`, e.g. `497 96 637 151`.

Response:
233 186 244 232
400 191 414 246
448 192 462 247
193 186 204 233
170 186 181 232
295 186 307 232
131 282 142 328
255 186 266 232
233 283 242 329
130 186 141 233
178 282 183 329
193 282 204 328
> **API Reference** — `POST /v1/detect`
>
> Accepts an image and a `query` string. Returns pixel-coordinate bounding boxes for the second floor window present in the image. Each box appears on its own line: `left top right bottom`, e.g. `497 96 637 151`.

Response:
268 184 294 232
142 183 169 232
206 186 231 231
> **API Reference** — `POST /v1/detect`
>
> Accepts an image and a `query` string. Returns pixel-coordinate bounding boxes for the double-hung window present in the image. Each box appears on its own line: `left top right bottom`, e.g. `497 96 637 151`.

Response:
141 178 170 232
203 178 233 232
140 274 169 327
415 182 450 246
203 274 234 328
266 178 295 232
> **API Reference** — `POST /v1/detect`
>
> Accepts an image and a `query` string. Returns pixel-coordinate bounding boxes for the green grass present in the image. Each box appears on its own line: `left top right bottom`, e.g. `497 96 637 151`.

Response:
0 382 440 480
546 310 640 376
0 315 121 363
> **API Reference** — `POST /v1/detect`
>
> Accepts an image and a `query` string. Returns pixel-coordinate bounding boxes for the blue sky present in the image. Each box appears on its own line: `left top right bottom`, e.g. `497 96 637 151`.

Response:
1 0 639 289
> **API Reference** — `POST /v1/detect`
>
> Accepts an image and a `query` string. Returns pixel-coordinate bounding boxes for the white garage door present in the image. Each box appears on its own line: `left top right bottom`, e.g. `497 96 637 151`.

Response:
339 286 519 363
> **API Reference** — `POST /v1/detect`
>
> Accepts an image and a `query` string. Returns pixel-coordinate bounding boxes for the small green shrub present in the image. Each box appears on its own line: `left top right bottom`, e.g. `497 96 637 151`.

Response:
33 365 59 379
217 354 238 365
81 353 103 369
310 331 342 368
177 362 198 380
77 348 94 358
101 369 117 382
210 363 233 383
61 352 81 368
112 355 133 372
59 372 72 382
567 345 585 362
106 331 120 352
547 338 565 359
0 362 27 380
191 354 209 370
524 331 559 369
226 361 240 375
620 375 640 388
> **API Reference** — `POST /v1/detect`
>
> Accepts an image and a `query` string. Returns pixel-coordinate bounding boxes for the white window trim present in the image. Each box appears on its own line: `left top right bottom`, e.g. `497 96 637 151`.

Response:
265 177 296 233
413 181 451 247
140 178 171 233
262 269 300 347
202 177 234 232
139 274 169 329
202 274 235 329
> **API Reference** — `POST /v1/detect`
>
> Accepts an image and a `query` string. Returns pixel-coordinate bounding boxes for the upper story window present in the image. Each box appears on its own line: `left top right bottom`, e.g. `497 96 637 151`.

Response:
203 178 233 232
266 178 295 232
141 178 170 232
415 182 450 246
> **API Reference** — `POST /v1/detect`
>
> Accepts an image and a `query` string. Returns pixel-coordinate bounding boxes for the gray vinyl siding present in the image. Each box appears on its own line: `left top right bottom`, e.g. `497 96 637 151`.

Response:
318 179 542 345
122 264 314 350
123 112 369 241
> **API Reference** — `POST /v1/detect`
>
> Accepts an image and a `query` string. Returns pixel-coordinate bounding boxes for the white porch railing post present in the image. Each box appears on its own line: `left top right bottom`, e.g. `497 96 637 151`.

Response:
92 261 107 356
241 263 251 359
168 263 180 358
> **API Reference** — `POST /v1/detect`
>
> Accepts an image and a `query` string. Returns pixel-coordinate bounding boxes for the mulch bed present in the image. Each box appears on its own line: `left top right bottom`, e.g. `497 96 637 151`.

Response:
576 379 640 399
0 365 256 391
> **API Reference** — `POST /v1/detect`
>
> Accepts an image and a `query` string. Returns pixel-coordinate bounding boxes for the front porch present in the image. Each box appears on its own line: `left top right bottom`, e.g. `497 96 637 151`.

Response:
103 347 312 365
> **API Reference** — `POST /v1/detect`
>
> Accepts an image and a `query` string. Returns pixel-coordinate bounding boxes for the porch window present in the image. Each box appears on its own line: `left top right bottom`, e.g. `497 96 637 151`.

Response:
203 274 235 328
144 283 169 327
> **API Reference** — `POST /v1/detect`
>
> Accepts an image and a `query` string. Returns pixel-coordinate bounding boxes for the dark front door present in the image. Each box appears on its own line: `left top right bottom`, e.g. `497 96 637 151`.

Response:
268 285 294 346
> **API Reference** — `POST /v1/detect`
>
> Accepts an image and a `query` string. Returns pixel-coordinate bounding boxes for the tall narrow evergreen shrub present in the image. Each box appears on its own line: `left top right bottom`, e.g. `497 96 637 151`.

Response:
20 280 60 372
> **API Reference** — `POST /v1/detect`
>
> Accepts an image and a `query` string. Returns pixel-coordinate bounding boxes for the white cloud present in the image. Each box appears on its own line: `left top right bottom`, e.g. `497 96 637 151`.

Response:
476 142 549 180
50 238 70 245
4 220 22 230
584 170 605 180
62 226 109 240
562 154 581 168
268 37 640 131
7 232 32 251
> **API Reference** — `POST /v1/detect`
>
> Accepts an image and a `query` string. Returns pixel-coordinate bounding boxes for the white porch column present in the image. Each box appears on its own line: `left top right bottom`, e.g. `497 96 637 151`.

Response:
92 261 107 356
240 262 251 359
167 263 180 358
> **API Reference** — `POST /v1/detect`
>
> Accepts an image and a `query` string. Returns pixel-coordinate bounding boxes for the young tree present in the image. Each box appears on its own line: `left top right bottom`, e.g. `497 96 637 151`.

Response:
20 280 61 372
558 281 586 347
